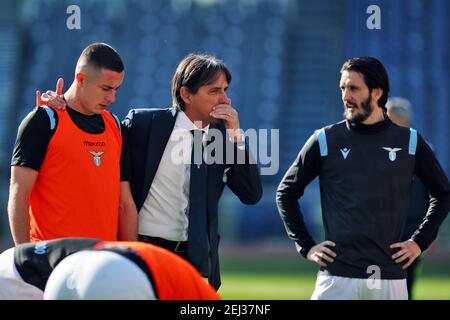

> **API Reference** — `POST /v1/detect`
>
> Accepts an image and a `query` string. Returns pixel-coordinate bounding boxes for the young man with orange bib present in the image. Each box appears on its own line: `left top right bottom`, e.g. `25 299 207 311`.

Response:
8 43 137 244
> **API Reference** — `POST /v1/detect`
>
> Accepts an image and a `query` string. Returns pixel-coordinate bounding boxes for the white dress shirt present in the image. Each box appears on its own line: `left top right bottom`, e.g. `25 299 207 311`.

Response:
138 111 209 241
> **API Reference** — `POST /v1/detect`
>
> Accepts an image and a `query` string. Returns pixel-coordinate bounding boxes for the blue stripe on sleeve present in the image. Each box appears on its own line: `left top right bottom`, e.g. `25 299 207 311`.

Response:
317 128 328 157
409 128 417 155
42 106 56 130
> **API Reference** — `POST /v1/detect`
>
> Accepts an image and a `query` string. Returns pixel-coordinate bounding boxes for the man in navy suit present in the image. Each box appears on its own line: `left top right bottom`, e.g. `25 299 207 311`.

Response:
120 54 262 289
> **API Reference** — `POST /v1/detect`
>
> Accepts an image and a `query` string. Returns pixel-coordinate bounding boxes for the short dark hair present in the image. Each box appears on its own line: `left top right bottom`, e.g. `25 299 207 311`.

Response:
78 43 124 73
172 54 231 111
340 56 389 110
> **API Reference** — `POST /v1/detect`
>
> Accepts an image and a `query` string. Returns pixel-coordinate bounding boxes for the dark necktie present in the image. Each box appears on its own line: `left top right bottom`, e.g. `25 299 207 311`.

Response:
187 129 209 274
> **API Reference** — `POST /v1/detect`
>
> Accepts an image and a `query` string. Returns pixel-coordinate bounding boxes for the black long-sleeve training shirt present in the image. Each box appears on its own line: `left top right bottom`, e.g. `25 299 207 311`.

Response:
276 118 450 279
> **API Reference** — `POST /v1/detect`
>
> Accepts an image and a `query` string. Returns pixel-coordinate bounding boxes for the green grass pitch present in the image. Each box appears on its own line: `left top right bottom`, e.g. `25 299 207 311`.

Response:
218 254 450 300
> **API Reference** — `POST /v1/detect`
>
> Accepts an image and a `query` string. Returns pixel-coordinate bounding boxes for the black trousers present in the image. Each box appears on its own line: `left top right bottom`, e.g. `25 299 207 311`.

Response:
138 234 188 260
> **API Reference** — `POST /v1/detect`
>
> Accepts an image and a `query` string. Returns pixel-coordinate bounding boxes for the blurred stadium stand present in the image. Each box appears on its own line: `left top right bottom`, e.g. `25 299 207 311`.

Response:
0 0 449 252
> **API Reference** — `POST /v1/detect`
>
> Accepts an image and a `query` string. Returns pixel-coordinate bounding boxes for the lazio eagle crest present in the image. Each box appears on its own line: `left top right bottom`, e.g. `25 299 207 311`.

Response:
88 151 105 167
382 147 402 161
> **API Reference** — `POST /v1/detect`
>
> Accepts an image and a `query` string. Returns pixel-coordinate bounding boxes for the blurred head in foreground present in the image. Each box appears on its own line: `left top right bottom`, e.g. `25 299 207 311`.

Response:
43 250 156 300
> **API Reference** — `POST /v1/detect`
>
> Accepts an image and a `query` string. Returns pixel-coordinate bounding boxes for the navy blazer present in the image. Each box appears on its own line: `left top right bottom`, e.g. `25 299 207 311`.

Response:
121 107 262 289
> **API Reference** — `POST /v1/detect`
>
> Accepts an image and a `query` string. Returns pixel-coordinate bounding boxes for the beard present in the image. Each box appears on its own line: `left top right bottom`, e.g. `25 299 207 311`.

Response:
343 95 373 124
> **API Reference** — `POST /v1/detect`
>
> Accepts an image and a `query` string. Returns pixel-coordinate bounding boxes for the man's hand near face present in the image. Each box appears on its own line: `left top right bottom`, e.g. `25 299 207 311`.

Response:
210 99 243 143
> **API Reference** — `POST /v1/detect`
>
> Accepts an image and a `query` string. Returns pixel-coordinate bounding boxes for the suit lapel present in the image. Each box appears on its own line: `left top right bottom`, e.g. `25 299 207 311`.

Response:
141 108 177 203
